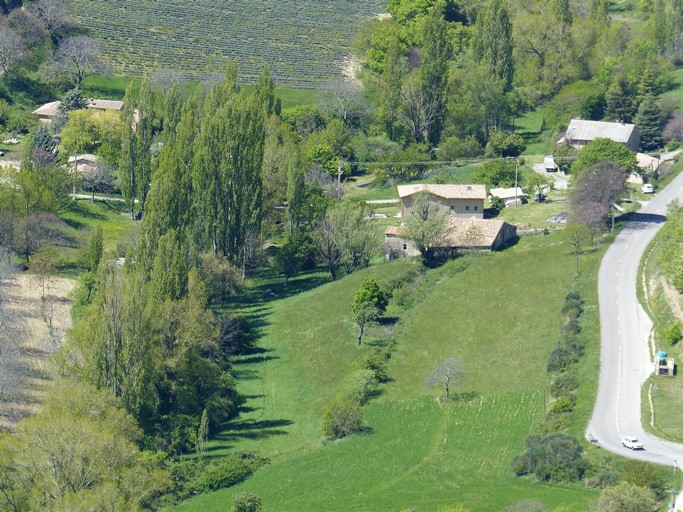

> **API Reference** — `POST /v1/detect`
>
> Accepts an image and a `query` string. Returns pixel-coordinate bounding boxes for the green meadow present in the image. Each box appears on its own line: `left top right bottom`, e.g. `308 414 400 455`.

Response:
169 229 604 512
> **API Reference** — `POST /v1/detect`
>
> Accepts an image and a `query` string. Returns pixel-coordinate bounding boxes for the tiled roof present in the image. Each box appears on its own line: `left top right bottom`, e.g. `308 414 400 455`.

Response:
397 184 487 200
87 99 124 111
385 217 510 248
32 101 61 117
566 119 637 144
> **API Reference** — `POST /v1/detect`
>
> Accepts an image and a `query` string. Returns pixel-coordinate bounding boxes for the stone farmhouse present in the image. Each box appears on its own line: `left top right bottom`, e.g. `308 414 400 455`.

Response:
33 98 124 123
564 119 640 151
398 184 486 219
386 184 517 257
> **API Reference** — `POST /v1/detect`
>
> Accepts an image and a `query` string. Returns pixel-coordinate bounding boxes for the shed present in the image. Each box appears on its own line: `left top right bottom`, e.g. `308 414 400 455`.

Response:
565 119 640 151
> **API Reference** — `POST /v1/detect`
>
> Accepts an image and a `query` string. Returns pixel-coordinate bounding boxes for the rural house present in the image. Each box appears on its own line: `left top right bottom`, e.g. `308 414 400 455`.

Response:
564 119 640 151
33 98 124 123
385 217 517 258
398 184 486 219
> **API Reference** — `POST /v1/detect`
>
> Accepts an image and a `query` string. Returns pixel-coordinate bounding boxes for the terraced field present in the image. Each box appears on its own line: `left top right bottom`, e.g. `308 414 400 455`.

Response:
68 0 385 88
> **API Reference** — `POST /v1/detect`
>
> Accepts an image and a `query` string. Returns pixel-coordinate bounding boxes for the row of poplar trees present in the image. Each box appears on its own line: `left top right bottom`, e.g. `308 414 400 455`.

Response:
67 66 275 454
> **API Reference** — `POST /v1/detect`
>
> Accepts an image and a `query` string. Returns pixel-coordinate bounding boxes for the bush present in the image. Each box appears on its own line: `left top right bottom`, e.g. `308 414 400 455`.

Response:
514 433 588 482
565 291 582 302
438 135 483 159
321 398 365 439
232 491 262 512
547 347 578 373
543 80 605 131
341 369 377 403
561 318 580 336
549 394 576 414
362 345 392 382
562 298 583 317
484 131 526 158
195 453 266 492
665 323 682 346
620 460 667 499
473 159 518 188
550 371 579 397
585 470 618 489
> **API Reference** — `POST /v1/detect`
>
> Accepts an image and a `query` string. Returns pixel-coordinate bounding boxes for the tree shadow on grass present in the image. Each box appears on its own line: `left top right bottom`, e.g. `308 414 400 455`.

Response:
450 391 479 403
215 418 294 442
234 354 279 365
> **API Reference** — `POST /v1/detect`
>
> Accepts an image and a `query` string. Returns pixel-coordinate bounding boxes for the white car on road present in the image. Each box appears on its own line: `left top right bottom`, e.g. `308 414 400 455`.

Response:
622 436 644 450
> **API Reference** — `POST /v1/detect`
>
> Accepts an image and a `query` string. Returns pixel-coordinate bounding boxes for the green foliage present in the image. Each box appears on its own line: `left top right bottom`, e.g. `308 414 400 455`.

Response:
321 397 365 439
543 81 605 132
550 370 579 397
58 88 88 113
362 345 393 383
595 482 655 512
665 323 682 345
549 394 576 414
438 135 483 159
619 460 667 499
79 225 103 272
351 278 386 345
511 433 588 482
196 453 267 492
634 94 664 151
374 144 430 182
485 131 526 158
32 123 56 153
341 368 378 403
473 159 518 188
472 0 514 90
232 491 262 512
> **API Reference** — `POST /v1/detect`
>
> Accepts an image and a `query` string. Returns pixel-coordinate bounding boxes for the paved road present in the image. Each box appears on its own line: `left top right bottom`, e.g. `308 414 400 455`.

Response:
590 170 683 469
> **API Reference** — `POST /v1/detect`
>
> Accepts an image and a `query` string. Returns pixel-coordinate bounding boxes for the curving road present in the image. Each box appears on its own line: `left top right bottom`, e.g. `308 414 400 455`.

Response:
590 169 683 468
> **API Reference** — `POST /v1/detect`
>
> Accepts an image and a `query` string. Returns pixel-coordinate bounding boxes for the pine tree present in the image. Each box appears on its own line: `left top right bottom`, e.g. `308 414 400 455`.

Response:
605 77 635 123
634 94 664 151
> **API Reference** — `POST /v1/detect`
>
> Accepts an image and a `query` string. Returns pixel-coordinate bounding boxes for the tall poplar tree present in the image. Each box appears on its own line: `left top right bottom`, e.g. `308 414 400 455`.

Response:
379 34 407 141
119 83 137 219
472 0 514 91
420 3 450 145
135 77 154 213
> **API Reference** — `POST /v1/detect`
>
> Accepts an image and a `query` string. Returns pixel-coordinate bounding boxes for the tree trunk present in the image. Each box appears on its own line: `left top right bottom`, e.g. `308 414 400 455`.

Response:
358 324 364 346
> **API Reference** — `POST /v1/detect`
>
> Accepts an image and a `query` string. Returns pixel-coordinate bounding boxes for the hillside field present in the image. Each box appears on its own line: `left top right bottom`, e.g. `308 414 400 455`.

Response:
167 230 605 512
67 0 385 88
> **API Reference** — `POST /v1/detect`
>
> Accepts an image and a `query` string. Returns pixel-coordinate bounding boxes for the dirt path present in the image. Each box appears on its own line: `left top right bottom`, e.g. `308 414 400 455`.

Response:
0 272 75 430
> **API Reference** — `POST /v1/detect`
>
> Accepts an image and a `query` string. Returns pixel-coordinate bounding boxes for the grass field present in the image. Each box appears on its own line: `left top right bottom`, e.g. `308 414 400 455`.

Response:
70 0 384 88
167 229 605 512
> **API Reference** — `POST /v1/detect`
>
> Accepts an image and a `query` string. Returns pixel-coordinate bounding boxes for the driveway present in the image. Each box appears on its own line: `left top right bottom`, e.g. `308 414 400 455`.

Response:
589 169 683 469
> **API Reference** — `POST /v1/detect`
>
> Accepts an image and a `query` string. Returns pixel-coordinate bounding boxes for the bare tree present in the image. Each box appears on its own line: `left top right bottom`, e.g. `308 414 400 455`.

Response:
50 36 107 87
319 80 367 127
28 0 70 38
0 27 25 76
664 114 683 144
81 161 114 201
426 356 464 400
560 223 592 276
570 161 628 236
150 67 185 92
398 71 442 144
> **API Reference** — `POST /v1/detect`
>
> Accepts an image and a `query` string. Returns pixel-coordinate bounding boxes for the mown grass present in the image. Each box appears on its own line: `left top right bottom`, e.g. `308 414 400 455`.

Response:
662 68 683 114
167 229 605 512
81 74 317 109
56 199 137 268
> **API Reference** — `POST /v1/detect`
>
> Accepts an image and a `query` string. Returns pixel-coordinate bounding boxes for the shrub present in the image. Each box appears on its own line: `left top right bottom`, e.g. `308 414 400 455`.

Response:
547 347 578 373
549 394 576 414
363 345 392 382
561 318 581 337
515 433 589 483
550 371 579 397
484 131 526 158
232 491 262 512
532 411 572 436
341 368 377 403
321 398 364 439
438 135 483 159
620 460 667 499
585 470 618 489
196 452 266 492
665 323 682 346
565 291 582 302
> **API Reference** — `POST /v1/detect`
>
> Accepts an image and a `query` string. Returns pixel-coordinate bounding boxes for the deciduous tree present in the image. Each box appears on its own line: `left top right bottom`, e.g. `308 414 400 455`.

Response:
402 190 449 264
50 36 107 87
426 356 463 399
